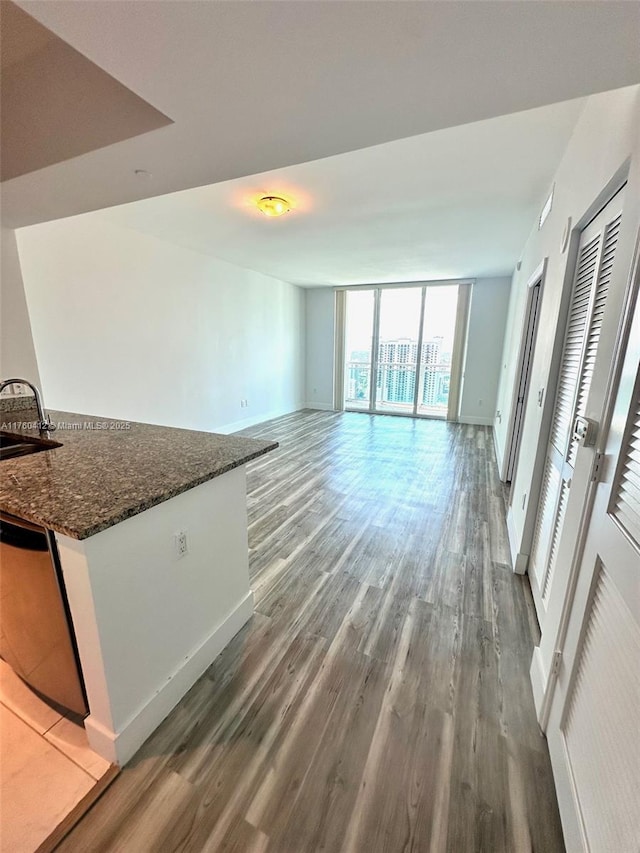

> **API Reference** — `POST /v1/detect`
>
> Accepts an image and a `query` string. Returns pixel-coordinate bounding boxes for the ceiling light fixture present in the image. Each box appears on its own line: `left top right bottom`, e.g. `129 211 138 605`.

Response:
256 196 291 217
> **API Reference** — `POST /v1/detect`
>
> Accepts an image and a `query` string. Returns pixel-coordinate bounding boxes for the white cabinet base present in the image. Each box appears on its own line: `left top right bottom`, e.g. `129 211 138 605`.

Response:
57 467 253 766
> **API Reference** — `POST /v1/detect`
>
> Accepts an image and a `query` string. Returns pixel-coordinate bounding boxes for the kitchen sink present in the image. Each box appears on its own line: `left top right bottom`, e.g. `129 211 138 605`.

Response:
0 433 62 461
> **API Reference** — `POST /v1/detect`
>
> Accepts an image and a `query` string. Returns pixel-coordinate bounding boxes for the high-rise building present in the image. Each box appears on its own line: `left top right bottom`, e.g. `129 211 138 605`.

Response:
377 339 417 404
347 336 451 408
421 337 444 406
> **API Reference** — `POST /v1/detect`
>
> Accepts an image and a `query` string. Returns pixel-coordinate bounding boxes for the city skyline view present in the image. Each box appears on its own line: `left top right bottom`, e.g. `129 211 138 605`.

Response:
346 334 452 411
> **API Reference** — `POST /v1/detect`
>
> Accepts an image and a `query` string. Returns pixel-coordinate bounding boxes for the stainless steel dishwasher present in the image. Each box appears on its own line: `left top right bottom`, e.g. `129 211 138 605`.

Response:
0 512 88 716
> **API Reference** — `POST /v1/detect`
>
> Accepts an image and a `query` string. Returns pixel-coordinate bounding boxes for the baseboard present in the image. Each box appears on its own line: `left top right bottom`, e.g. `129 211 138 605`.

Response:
507 509 518 562
457 415 494 426
85 591 254 765
214 403 306 434
493 427 505 479
530 644 549 724
513 552 528 575
303 402 335 412
506 510 528 574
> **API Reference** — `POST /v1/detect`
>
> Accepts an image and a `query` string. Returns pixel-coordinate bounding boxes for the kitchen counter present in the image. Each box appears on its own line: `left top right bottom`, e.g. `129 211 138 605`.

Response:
0 409 277 539
1 403 278 765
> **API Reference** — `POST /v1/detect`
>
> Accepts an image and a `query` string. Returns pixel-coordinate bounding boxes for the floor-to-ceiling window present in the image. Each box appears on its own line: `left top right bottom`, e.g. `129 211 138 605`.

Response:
344 289 375 411
375 287 423 414
342 282 469 420
416 284 459 417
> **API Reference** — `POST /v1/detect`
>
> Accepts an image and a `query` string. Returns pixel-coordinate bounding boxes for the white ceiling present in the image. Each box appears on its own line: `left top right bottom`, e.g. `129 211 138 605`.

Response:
3 1 639 228
94 97 585 286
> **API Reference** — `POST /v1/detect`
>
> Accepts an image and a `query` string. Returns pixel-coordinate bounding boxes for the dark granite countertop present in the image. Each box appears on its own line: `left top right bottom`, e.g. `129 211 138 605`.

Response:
0 409 277 540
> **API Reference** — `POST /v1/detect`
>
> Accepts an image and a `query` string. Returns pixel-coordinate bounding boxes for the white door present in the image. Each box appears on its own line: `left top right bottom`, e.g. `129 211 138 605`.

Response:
529 187 626 623
506 279 543 482
545 260 640 852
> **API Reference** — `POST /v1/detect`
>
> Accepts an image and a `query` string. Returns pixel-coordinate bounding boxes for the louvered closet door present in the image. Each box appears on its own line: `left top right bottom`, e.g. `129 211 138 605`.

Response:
529 188 625 621
545 262 640 852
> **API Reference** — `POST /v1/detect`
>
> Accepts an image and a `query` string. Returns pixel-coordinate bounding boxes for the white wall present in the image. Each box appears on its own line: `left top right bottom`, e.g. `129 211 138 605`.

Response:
0 228 41 386
494 85 640 558
304 278 511 423
305 287 336 410
459 277 511 425
16 216 305 433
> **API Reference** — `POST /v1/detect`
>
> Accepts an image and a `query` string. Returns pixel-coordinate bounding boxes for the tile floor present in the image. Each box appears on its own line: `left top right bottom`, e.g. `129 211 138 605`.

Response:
0 660 113 853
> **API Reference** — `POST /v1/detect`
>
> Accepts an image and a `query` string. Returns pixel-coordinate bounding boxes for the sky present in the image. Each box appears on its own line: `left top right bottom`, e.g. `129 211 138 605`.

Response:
346 285 458 357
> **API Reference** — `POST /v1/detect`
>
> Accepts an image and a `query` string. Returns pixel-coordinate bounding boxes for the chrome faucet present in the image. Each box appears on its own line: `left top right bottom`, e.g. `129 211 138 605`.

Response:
0 378 56 432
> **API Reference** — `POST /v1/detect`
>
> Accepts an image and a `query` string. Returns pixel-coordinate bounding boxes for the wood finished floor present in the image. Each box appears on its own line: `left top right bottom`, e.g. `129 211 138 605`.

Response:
59 410 565 852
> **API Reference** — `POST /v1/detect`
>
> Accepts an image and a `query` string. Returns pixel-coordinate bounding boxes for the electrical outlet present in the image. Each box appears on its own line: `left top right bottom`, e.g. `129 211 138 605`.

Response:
175 530 188 559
